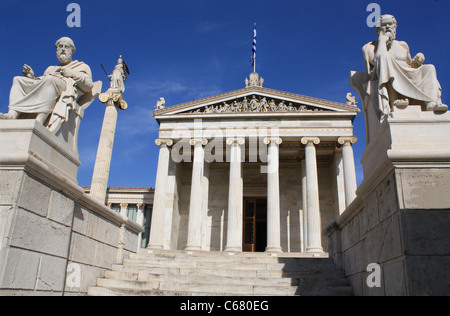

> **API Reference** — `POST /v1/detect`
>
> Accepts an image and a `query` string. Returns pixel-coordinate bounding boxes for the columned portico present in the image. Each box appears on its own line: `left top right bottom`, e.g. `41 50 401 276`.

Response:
301 137 323 253
264 137 283 253
151 73 360 254
225 137 245 252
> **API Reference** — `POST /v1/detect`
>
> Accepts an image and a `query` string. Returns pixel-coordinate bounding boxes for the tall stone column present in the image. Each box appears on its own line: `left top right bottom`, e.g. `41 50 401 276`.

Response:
264 137 283 253
300 159 308 253
225 137 245 252
186 138 208 251
119 203 128 219
148 138 173 250
90 92 127 204
338 136 358 207
301 137 323 253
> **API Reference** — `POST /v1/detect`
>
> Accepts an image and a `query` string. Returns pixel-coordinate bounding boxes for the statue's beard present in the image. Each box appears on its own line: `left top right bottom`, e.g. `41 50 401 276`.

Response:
385 30 396 48
57 52 72 65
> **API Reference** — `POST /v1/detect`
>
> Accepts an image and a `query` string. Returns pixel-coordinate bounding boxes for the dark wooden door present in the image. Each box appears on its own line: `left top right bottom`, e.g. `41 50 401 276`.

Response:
243 197 267 252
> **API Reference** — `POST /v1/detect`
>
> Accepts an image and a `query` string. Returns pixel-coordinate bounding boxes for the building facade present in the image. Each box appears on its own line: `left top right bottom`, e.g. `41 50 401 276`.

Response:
148 73 360 254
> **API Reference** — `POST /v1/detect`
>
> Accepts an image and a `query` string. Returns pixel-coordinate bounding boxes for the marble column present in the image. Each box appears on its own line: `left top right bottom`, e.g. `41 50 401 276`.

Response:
264 137 283 253
301 137 323 253
119 203 128 219
334 152 347 215
148 138 173 250
90 94 120 204
186 138 208 251
225 137 245 252
137 203 145 250
338 136 358 207
300 159 308 253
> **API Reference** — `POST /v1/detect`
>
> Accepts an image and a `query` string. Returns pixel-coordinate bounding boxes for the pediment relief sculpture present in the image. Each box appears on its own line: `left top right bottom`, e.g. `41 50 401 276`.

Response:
187 95 324 114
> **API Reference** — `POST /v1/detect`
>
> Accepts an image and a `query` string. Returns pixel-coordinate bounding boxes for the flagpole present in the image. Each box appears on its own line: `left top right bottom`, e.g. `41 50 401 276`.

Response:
253 22 256 73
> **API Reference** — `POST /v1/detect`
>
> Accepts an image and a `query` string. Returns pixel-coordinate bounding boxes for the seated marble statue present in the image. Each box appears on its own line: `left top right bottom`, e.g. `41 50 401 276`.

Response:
0 37 94 132
361 14 446 115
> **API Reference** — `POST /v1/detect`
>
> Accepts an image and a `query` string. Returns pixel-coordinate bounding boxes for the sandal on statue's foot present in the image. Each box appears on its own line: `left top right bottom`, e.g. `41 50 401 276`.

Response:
427 103 448 112
393 99 409 107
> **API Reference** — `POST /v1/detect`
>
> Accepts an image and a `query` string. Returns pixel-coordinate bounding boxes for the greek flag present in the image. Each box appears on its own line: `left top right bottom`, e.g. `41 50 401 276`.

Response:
251 23 257 69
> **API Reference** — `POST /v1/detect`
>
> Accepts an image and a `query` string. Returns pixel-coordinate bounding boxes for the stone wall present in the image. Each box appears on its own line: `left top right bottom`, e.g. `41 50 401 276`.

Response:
326 106 450 296
0 121 143 295
326 169 450 295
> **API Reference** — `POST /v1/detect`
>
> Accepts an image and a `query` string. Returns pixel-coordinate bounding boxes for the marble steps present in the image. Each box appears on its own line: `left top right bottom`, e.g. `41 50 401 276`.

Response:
103 270 350 287
110 264 347 280
88 250 353 296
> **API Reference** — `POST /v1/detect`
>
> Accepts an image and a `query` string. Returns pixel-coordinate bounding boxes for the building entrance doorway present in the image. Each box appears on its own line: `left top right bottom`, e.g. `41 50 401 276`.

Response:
243 197 267 252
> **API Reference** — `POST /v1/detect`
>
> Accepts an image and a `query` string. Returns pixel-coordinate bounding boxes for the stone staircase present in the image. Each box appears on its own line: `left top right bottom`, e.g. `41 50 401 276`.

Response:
87 249 353 296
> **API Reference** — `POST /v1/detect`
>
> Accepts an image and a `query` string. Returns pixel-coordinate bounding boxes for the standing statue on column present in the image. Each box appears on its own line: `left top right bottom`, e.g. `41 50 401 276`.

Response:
350 14 447 143
108 55 130 94
0 37 96 132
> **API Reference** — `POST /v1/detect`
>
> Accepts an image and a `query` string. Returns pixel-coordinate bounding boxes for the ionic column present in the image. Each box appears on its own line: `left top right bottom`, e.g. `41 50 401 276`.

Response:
186 138 208 251
300 159 308 253
225 137 245 252
137 203 145 250
90 92 127 204
119 203 128 219
338 137 358 207
148 138 173 250
301 137 323 253
136 203 145 226
264 137 283 253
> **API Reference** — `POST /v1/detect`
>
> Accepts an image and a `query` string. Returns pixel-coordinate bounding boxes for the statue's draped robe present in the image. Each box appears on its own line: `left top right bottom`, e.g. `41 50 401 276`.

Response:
363 40 442 116
8 60 93 127
109 65 126 94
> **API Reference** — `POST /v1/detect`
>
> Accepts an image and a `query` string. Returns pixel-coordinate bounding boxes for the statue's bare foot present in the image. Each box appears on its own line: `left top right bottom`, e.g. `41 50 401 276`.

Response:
393 99 409 106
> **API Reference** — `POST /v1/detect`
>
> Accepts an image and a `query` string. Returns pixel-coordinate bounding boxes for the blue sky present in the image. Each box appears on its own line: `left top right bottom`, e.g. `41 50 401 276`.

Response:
0 0 449 188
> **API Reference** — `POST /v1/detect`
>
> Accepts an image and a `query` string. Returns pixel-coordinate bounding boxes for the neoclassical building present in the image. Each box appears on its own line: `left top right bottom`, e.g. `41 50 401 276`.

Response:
148 72 360 253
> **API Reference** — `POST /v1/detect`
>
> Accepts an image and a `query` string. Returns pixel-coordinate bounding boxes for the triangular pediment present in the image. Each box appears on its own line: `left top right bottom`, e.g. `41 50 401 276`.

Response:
153 86 359 117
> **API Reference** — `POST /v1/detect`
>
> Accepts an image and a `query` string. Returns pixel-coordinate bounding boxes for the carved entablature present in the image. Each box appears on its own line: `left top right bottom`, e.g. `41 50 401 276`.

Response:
186 95 324 114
